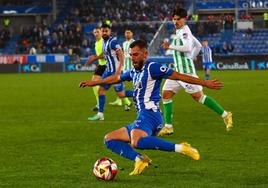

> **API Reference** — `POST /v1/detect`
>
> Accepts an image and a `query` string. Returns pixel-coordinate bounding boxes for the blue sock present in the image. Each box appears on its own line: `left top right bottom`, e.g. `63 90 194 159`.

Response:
104 139 138 161
136 136 175 151
205 74 210 80
125 90 133 97
98 95 106 113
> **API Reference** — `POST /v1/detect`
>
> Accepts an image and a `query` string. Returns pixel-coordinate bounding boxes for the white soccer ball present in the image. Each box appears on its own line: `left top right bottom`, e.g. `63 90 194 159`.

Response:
93 157 118 181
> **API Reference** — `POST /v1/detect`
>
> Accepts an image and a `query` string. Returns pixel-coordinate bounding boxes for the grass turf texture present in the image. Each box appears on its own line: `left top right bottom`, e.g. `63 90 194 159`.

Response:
0 71 268 188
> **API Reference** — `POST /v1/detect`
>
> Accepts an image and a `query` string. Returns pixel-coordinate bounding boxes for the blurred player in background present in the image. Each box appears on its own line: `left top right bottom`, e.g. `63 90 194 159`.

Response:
109 28 135 110
159 7 233 136
201 39 213 80
85 28 106 111
123 28 135 72
80 40 224 175
86 24 132 121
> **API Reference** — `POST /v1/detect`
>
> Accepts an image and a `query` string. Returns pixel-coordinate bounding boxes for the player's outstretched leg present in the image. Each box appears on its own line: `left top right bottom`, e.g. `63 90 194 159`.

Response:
104 127 151 176
88 87 106 121
129 154 152 176
136 136 200 160
198 94 233 131
88 94 105 121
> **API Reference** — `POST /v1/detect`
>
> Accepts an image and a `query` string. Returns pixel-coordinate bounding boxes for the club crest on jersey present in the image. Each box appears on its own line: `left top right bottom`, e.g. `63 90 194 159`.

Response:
160 66 168 72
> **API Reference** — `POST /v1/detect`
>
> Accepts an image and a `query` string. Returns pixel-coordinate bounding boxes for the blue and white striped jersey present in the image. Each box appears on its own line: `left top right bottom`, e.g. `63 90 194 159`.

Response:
103 36 122 73
201 46 213 63
120 61 174 112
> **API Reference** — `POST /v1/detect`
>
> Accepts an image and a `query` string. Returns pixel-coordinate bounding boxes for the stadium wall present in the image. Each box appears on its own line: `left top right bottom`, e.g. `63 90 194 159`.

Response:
0 54 267 73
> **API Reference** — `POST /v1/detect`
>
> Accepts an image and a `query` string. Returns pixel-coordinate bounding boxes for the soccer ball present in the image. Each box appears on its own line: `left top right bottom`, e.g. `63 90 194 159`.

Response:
93 157 118 180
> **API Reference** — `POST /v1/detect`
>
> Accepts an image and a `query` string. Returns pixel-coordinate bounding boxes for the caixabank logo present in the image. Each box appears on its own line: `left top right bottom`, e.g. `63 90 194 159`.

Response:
21 64 41 73
256 61 268 70
67 63 96 72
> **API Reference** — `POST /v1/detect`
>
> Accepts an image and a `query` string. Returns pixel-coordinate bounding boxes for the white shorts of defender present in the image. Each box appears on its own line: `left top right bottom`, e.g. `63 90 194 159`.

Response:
162 76 203 94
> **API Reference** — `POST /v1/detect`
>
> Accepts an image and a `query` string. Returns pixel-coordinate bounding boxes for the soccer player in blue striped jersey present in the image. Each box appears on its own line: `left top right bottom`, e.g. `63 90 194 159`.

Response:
80 40 223 175
201 39 213 80
109 28 135 109
159 7 233 136
87 24 132 121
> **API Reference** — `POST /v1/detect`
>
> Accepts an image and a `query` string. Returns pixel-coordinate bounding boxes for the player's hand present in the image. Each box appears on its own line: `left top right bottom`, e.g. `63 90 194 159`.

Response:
85 55 95 65
79 81 94 88
161 41 170 50
204 79 223 90
115 48 124 57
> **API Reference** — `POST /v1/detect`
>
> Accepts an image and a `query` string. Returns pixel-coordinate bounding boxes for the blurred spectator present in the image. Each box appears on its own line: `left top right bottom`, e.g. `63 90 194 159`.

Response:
3 18 11 28
264 12 268 28
240 13 254 21
68 0 187 23
245 28 253 38
224 15 234 30
0 27 11 48
222 41 234 54
29 46 36 54
17 21 85 55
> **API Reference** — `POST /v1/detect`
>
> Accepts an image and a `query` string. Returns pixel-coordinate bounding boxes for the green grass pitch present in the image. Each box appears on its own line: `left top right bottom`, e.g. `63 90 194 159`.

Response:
0 71 268 188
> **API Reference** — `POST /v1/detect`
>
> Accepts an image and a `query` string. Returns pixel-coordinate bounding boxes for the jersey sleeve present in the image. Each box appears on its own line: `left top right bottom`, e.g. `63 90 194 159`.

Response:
111 39 122 50
120 71 132 81
191 36 202 59
149 63 174 79
169 29 191 52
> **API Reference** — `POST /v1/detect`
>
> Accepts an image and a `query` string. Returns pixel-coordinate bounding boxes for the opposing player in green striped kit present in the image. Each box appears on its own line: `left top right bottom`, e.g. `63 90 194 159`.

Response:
123 29 135 72
159 7 233 136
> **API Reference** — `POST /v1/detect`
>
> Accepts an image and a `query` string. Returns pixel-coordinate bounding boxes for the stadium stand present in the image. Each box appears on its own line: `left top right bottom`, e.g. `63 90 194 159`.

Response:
0 27 11 49
0 0 267 56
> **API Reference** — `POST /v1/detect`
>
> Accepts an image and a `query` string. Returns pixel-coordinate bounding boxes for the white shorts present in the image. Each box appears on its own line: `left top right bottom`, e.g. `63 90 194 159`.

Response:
162 75 203 94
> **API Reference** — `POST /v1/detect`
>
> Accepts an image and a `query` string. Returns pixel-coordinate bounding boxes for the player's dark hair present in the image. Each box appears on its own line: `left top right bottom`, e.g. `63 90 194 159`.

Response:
129 40 148 49
172 7 187 18
125 28 133 32
101 24 111 29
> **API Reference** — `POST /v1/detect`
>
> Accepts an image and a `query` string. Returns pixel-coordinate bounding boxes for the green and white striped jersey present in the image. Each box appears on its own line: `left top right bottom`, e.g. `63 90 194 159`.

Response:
123 38 135 72
171 25 201 75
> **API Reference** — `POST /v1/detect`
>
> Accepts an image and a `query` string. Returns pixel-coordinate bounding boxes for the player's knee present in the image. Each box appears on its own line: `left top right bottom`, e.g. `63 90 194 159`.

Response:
98 87 106 95
192 95 200 102
116 92 125 98
104 133 112 142
162 91 173 100
191 93 203 102
130 139 138 148
104 134 114 149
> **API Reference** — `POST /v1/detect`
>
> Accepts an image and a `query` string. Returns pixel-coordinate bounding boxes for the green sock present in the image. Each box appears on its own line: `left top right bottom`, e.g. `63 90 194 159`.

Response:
122 97 131 106
92 86 99 104
163 100 173 125
202 95 225 116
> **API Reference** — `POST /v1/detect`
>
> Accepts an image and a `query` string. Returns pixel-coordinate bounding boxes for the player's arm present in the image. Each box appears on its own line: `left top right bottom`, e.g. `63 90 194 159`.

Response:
162 33 191 52
85 53 104 65
168 71 223 90
115 47 124 75
79 71 132 88
191 36 202 60
79 74 121 88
